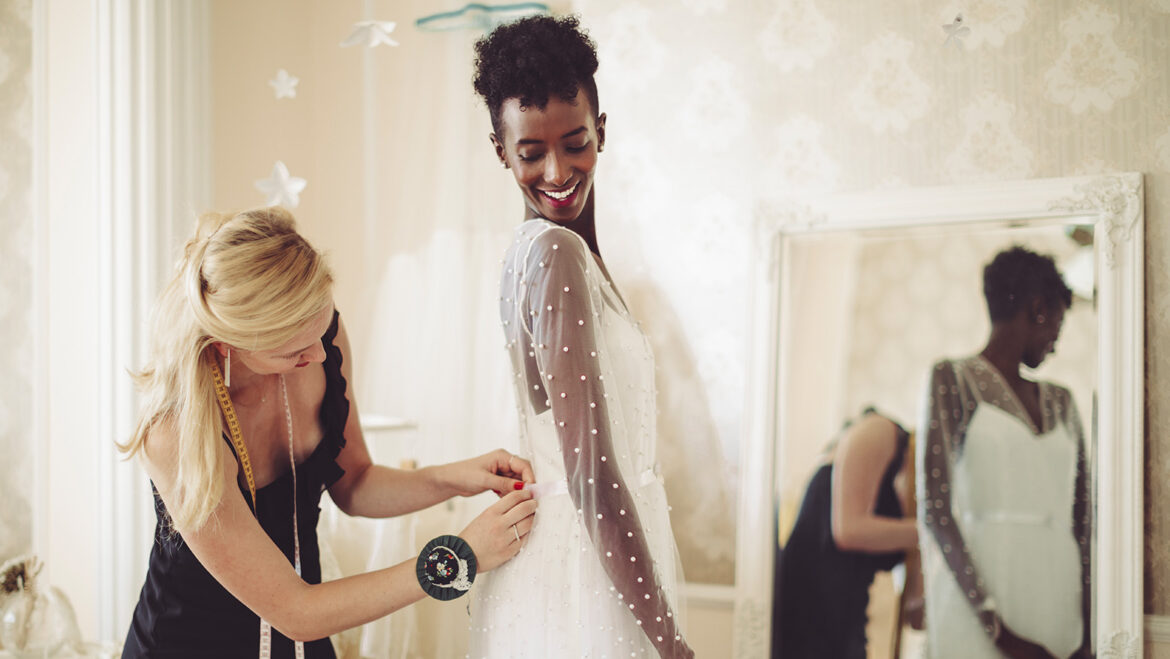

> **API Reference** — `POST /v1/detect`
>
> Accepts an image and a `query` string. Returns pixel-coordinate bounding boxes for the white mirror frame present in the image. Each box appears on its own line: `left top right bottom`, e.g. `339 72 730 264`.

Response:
734 173 1144 658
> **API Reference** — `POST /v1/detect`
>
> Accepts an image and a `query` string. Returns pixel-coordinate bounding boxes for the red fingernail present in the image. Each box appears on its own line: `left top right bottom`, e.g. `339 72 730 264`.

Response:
492 490 501 496
513 482 524 490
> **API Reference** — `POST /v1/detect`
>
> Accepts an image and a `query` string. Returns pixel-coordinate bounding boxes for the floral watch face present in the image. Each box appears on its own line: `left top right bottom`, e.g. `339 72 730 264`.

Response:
424 547 459 585
417 535 475 600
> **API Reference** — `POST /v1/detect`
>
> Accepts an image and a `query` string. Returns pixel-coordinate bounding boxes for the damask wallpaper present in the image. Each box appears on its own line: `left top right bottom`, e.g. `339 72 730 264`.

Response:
842 227 1097 438
0 0 33 564
573 0 1170 613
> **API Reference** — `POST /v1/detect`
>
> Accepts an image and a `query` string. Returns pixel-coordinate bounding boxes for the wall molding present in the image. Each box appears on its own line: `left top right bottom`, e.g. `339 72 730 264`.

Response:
684 583 736 611
1147 615 1170 643
35 0 209 643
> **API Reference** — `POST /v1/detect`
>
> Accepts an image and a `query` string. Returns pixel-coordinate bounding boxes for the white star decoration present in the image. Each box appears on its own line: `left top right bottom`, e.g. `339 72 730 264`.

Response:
268 69 299 99
254 161 307 208
943 14 970 48
340 20 400 48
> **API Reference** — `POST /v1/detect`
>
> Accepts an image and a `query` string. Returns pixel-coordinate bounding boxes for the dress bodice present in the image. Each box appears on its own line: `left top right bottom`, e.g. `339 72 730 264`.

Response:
918 355 1088 658
500 219 658 488
476 218 687 657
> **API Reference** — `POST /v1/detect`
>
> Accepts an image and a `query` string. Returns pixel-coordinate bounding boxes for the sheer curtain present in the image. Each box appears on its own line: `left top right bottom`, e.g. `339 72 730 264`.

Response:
344 4 519 657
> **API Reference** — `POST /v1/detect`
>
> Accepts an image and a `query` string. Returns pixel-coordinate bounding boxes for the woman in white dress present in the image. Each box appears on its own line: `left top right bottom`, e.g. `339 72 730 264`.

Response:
918 247 1091 659
467 15 693 659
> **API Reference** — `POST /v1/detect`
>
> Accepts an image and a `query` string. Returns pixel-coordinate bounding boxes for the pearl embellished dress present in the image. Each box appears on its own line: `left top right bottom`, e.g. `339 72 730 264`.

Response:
468 219 687 658
917 356 1090 658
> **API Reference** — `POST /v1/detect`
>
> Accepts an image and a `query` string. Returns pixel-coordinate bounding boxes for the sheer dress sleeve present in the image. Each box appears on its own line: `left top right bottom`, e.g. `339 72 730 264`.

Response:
919 360 1001 640
1061 389 1092 650
520 226 687 656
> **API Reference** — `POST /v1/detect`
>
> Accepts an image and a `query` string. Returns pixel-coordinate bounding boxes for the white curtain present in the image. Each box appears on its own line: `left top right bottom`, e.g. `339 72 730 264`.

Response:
342 4 520 657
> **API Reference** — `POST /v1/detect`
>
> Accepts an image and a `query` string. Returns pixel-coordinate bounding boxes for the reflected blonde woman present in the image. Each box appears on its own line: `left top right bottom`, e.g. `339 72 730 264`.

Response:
120 207 537 658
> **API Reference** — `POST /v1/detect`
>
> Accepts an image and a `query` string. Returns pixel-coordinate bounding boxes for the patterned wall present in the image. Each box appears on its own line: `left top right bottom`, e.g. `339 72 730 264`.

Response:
842 226 1097 437
572 0 1170 609
0 0 33 564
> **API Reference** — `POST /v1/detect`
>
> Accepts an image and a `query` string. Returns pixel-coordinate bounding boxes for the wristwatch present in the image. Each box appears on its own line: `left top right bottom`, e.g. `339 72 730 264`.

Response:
416 535 477 601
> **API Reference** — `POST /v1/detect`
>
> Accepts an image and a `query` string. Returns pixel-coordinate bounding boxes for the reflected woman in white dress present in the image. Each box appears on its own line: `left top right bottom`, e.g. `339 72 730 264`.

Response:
466 14 693 659
918 247 1091 659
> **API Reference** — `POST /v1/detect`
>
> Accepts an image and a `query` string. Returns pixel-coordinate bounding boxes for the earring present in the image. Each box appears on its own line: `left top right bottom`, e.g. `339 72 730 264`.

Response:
500 161 508 169
1036 315 1046 324
225 348 231 387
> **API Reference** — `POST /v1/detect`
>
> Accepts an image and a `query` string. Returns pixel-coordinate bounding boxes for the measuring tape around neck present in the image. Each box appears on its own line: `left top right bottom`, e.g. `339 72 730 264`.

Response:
209 358 305 659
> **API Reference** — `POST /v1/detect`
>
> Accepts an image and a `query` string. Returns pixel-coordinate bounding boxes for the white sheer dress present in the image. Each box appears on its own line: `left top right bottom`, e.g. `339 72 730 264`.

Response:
917 356 1090 659
468 218 687 658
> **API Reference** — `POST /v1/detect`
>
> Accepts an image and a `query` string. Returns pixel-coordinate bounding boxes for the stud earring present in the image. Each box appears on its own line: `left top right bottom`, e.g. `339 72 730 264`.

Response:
225 348 231 387
500 161 508 169
1036 315 1046 324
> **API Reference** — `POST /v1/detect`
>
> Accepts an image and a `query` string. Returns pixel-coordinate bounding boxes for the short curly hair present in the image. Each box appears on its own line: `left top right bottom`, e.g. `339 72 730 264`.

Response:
983 246 1073 323
472 15 600 136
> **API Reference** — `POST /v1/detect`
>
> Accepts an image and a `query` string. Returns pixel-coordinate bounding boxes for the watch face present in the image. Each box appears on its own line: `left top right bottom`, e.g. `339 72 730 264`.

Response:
424 547 460 586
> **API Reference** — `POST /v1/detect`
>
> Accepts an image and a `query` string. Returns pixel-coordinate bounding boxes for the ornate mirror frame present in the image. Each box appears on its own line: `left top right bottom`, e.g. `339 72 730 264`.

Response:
734 173 1144 658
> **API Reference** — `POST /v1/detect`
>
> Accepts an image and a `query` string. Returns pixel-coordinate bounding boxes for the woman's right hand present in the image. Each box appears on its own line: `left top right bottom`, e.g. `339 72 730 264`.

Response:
997 625 1058 659
459 488 537 572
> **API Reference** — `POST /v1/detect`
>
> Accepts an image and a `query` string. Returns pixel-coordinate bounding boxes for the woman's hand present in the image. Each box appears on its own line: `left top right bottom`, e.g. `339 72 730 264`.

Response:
997 625 1058 659
460 489 537 572
439 449 536 498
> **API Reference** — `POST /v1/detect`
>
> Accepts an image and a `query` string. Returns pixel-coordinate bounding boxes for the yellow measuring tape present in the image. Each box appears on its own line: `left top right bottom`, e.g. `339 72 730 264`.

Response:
208 357 305 659
209 359 257 510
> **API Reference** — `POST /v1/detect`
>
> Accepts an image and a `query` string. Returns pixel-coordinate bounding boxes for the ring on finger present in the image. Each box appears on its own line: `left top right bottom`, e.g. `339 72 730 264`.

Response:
512 524 521 542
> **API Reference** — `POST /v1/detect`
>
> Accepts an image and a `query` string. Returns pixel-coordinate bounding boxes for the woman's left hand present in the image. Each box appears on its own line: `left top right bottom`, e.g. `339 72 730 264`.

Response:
438 449 535 498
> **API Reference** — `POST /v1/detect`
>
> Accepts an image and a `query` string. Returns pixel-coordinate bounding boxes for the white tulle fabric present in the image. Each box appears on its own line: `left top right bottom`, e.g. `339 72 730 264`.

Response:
917 356 1088 659
468 219 687 658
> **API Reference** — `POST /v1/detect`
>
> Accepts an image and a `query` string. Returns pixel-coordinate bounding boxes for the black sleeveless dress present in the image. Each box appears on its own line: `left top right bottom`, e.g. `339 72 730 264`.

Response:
774 419 909 659
123 311 349 658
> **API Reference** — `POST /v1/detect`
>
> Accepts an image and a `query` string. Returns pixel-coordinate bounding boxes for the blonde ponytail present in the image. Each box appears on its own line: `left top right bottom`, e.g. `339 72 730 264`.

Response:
120 207 333 532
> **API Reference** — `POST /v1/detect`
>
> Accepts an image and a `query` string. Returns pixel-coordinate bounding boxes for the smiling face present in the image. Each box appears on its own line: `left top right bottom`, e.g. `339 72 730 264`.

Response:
491 87 605 224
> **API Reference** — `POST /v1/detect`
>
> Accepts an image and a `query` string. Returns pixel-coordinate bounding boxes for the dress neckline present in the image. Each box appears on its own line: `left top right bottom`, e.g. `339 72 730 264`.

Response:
972 354 1048 436
225 310 349 496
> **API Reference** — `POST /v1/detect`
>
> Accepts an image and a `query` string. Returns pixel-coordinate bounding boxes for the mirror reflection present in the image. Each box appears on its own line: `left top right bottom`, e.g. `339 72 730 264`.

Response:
773 222 1096 658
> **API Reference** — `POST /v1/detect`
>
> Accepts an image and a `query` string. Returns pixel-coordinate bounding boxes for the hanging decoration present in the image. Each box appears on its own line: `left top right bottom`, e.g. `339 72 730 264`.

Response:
415 3 549 33
254 161 307 208
942 14 970 48
269 69 299 99
340 21 400 48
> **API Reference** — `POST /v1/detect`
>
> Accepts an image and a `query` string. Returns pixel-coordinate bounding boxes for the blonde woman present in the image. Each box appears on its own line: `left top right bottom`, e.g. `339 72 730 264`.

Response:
120 207 537 658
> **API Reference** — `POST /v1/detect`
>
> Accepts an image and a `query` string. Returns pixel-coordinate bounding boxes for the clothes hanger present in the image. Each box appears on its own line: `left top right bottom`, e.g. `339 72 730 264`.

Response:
415 2 549 32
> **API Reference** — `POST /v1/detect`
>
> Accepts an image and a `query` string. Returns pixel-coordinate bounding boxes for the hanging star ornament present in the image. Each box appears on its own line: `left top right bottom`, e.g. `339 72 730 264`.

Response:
269 69 299 99
254 161 307 208
340 21 399 48
942 14 970 48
